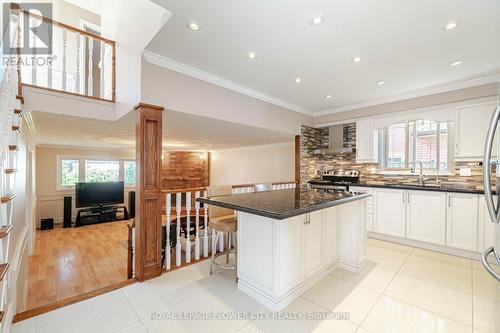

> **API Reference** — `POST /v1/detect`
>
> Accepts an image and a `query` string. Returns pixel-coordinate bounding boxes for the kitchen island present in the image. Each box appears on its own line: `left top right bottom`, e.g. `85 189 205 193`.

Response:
198 188 370 311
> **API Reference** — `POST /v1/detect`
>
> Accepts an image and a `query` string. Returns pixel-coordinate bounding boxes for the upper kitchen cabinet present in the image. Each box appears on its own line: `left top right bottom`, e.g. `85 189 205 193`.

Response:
356 119 378 163
455 101 499 161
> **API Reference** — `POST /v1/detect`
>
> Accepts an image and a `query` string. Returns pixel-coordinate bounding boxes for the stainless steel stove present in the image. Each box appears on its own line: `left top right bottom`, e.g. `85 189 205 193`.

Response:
308 170 360 191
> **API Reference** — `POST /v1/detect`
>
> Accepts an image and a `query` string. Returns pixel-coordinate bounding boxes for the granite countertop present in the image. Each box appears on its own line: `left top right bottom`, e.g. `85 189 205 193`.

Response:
196 188 371 220
349 182 493 194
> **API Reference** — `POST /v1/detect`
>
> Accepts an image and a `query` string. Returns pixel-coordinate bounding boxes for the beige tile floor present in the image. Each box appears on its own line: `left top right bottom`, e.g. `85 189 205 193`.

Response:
12 239 500 333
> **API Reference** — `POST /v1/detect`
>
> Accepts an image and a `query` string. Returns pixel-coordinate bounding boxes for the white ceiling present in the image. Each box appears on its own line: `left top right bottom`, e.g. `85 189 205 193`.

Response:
31 109 294 150
147 0 500 114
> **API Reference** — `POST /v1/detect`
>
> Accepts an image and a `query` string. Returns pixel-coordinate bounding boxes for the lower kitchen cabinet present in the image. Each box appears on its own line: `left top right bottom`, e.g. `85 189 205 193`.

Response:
350 186 374 231
446 193 479 251
478 195 497 251
369 187 482 254
302 210 324 278
406 190 447 245
322 206 339 265
374 188 406 237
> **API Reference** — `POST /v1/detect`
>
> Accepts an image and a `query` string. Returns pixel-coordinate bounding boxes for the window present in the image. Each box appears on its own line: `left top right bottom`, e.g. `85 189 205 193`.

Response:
57 157 137 190
383 120 451 172
124 161 136 185
60 159 79 187
85 160 119 182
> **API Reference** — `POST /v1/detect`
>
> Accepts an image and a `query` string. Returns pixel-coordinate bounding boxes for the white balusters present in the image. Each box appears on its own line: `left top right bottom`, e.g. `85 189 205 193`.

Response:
165 193 171 270
87 37 93 96
47 32 53 88
100 40 105 99
175 192 181 267
62 29 67 91
75 32 81 93
203 190 209 257
31 25 37 85
185 192 191 263
194 191 200 260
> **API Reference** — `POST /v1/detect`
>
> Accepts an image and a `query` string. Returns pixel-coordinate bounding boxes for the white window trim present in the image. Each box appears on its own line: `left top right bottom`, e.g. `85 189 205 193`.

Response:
56 155 136 191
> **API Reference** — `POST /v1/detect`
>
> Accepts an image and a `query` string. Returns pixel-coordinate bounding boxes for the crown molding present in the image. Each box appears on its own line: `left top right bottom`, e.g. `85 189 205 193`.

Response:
314 72 500 117
142 50 313 116
210 141 294 153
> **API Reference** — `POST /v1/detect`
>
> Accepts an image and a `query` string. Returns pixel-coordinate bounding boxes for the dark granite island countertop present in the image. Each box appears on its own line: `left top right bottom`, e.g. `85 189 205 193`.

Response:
197 188 371 220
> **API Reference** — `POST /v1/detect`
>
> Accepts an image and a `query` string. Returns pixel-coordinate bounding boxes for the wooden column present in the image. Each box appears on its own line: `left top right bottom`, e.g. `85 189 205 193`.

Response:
135 103 164 281
295 135 301 185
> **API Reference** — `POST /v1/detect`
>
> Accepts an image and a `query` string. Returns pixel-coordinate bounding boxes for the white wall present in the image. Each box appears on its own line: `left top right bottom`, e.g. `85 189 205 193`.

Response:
141 61 312 135
35 146 135 226
210 143 295 186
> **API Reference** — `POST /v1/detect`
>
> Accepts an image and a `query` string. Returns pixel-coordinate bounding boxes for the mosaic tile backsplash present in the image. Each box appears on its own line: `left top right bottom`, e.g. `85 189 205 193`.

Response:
300 125 492 191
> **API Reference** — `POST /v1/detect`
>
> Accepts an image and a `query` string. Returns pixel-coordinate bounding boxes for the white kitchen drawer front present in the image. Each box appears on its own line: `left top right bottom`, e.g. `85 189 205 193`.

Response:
406 190 447 245
446 193 479 251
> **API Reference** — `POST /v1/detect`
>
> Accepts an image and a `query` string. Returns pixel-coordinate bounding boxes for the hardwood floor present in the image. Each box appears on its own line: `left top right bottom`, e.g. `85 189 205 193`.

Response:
26 221 130 310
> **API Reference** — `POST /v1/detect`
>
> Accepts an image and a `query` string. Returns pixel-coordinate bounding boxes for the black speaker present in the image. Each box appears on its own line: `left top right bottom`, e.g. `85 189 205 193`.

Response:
63 196 72 228
128 191 135 219
41 218 54 230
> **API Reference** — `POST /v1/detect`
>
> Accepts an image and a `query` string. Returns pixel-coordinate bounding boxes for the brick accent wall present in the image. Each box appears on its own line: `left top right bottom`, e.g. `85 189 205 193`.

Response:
161 151 210 190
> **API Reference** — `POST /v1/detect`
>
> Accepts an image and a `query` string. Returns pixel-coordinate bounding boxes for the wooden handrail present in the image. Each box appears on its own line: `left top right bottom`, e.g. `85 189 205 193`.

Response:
16 7 116 102
19 9 115 45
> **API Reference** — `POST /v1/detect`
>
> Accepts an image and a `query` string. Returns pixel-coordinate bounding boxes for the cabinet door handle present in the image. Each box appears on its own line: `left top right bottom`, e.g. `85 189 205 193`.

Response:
407 193 410 203
448 196 451 207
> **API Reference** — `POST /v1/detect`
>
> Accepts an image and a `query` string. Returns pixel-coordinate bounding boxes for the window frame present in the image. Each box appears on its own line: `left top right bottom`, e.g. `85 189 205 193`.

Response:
380 119 454 174
56 156 136 191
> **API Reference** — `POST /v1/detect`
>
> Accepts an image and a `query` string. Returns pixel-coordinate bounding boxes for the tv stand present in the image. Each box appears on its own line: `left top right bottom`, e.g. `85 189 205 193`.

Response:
75 205 129 227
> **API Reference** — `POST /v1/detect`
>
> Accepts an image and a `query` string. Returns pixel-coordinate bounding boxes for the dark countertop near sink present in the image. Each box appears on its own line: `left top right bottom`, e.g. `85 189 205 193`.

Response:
348 182 492 194
197 188 371 220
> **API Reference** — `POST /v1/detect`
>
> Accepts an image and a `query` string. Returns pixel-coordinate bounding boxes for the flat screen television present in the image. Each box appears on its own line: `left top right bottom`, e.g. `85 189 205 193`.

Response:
75 181 125 208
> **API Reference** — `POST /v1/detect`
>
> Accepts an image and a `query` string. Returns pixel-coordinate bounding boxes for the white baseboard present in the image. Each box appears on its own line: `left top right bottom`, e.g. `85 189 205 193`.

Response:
368 231 482 260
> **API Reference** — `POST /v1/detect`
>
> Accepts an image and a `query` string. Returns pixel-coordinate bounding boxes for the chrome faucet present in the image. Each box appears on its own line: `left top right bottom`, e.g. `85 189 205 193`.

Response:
416 161 425 186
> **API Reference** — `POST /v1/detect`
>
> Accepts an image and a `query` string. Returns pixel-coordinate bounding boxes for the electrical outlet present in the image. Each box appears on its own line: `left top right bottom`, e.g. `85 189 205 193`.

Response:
459 167 471 177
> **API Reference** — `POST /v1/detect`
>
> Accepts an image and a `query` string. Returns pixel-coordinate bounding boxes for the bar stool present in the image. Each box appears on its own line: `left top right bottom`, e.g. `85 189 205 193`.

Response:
207 185 238 281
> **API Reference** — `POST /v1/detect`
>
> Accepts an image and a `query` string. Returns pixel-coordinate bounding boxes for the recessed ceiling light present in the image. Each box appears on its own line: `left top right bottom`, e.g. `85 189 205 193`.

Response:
445 22 457 30
376 81 385 85
247 52 257 59
352 56 361 63
450 60 462 66
325 95 332 99
310 15 324 26
186 20 201 31
295 78 302 84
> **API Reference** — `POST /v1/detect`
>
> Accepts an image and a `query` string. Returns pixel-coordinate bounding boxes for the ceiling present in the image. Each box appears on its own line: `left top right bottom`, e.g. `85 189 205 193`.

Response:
147 0 500 114
31 109 294 150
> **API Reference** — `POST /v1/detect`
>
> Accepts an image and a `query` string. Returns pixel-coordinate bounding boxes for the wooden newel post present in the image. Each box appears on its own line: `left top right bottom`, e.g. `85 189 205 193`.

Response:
134 102 164 281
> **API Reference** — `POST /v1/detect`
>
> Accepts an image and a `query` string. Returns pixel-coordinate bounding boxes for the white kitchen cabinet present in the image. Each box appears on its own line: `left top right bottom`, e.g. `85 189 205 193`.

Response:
322 206 339 265
374 188 406 237
277 215 303 294
356 119 378 163
477 195 495 252
350 186 374 231
406 190 447 245
302 211 323 278
455 102 498 160
446 193 479 251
